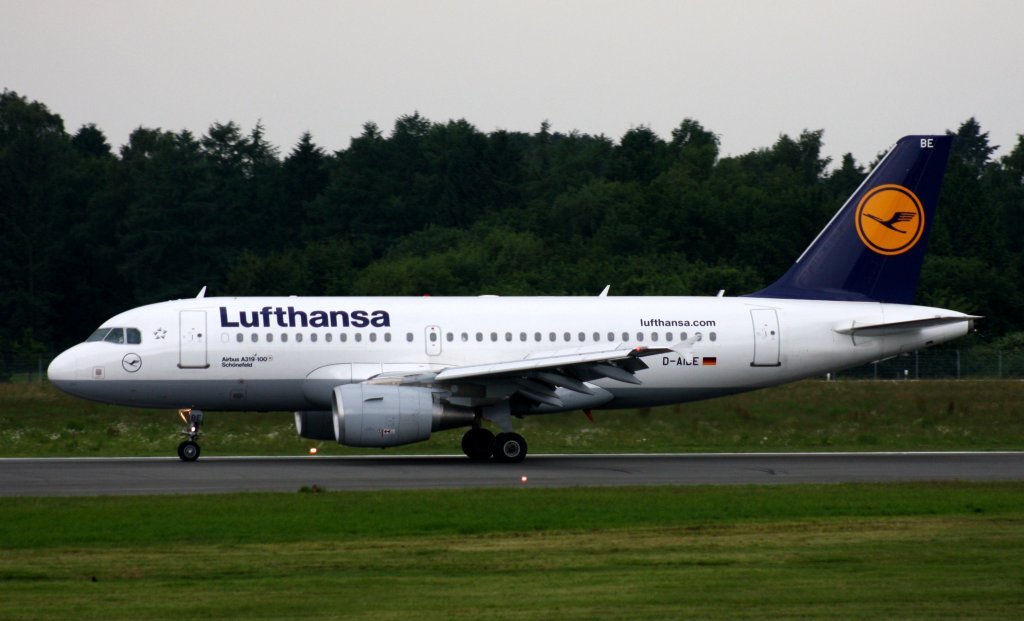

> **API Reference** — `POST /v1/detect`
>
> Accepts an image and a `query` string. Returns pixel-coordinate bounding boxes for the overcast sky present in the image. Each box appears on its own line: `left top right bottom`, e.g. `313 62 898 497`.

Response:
3 0 1022 165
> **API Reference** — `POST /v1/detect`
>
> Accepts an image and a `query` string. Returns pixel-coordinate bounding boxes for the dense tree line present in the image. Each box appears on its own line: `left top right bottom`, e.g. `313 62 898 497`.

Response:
2 90 1023 356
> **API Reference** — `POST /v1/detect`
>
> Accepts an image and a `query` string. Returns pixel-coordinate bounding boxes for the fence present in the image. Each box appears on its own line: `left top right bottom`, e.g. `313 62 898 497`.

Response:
828 349 1024 380
5 349 1024 383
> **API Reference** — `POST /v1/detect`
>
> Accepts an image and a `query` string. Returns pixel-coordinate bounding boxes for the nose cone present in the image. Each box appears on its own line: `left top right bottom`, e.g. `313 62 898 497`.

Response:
47 349 79 392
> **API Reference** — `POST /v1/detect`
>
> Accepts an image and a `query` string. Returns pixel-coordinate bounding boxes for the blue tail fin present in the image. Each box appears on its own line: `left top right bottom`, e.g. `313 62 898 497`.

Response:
747 135 952 304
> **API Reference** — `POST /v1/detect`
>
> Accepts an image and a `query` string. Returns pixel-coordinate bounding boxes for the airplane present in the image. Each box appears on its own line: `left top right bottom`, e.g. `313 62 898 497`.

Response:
47 135 976 463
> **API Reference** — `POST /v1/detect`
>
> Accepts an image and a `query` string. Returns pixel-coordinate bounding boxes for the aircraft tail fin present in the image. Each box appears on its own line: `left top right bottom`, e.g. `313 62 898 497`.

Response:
747 135 952 304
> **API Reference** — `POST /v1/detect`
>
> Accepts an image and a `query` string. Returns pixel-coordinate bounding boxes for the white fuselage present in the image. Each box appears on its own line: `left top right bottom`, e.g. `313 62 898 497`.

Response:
47 295 970 414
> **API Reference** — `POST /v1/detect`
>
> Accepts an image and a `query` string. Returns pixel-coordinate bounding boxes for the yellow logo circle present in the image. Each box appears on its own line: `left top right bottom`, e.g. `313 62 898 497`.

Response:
855 184 925 256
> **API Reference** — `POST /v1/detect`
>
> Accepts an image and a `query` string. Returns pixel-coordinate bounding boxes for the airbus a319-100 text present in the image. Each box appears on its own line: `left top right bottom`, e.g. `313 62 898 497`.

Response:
48 135 975 462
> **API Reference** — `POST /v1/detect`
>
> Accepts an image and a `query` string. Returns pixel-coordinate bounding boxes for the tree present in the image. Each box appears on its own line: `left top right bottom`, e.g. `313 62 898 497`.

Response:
0 91 72 348
947 117 996 175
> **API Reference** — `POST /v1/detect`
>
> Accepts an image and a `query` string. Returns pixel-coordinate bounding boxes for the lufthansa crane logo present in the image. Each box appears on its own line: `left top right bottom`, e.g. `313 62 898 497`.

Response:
855 184 925 256
122 353 142 373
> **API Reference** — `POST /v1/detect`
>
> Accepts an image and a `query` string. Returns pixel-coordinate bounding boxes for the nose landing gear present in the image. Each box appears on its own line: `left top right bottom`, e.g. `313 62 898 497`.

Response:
177 409 204 462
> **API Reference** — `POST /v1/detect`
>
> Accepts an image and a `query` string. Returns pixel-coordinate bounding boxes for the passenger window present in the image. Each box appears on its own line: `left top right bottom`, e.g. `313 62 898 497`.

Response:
355 333 362 342
652 332 659 342
296 333 303 343
534 332 542 342
104 328 125 344
578 332 586 342
549 332 556 342
710 332 717 342
461 332 469 342
505 332 512 342
281 333 289 343
267 333 274 343
370 333 377 342
622 332 629 341
446 332 453 342
429 332 438 342
608 332 615 342
665 332 673 342
520 332 527 342
406 333 414 342
593 332 600 342
325 333 333 343
680 332 688 340
236 333 244 343
311 333 318 343
127 328 142 344
636 332 644 342
476 332 483 342
340 333 347 343
251 333 258 343
385 333 392 342
490 332 498 342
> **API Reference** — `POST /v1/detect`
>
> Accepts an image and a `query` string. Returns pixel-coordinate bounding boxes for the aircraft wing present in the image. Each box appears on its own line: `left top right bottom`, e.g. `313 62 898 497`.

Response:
370 346 669 409
434 346 664 383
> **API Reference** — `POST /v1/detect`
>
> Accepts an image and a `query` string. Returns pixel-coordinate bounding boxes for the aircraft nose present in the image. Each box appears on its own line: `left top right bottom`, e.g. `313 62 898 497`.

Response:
47 349 78 388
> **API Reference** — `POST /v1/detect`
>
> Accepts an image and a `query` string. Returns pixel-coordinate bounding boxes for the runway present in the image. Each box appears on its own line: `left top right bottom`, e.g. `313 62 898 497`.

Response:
1 452 1022 496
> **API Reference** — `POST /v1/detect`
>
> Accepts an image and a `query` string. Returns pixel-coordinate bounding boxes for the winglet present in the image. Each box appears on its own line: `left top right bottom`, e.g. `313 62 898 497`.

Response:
196 286 207 299
747 136 952 304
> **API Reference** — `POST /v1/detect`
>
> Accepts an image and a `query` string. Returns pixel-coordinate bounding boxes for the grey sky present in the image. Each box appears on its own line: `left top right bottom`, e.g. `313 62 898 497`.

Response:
3 0 1022 165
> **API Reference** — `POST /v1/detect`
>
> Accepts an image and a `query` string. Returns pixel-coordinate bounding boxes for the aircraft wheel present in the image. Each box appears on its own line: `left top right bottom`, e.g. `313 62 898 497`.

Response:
493 432 528 463
461 428 495 461
177 440 201 462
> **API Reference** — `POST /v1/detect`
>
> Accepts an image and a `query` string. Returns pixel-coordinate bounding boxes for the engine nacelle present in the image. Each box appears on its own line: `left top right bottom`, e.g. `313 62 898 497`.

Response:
332 384 475 447
294 410 337 441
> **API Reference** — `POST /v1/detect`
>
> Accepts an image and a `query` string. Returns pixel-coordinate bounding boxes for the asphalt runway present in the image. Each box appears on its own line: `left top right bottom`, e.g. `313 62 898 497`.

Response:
1 452 1022 496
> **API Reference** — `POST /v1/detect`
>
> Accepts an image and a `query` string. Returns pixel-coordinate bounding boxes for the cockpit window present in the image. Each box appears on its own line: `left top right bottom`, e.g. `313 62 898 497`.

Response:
86 327 142 345
86 328 111 342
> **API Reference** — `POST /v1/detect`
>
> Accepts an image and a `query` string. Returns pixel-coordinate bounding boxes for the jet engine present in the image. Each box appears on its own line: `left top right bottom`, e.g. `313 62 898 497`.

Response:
330 384 475 447
294 410 337 441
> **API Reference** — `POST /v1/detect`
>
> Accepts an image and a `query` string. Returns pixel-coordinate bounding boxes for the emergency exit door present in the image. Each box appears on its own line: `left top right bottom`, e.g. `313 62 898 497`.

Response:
425 325 442 356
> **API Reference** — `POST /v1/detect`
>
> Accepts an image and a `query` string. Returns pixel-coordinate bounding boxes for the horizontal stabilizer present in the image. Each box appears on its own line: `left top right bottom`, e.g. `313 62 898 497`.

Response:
834 315 980 337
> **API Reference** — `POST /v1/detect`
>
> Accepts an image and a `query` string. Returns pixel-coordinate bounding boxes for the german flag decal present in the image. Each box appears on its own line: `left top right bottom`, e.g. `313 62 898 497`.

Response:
702 357 717 366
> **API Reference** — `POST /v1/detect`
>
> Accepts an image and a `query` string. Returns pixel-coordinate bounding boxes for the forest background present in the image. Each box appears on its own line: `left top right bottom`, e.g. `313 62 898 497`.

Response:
2 90 1023 363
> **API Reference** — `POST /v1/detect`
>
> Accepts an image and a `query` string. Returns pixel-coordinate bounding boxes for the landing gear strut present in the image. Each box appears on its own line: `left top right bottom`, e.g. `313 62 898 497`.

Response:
177 409 203 462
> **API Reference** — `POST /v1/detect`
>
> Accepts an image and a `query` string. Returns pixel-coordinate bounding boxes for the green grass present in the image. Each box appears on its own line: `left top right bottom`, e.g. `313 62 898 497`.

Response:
1 483 1022 620
2 380 1023 457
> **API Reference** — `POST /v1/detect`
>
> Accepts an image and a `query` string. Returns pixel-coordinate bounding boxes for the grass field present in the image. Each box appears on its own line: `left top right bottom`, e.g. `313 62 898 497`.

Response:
2 379 1022 457
3 382 1022 619
1 483 1022 620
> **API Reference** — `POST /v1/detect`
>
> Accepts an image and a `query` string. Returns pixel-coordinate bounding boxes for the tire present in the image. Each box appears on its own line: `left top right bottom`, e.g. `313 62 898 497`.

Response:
493 432 528 463
178 440 201 462
461 428 495 461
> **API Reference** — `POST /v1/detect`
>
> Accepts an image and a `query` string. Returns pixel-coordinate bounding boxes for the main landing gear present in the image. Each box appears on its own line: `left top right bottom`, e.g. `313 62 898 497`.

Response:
177 409 204 462
461 427 528 463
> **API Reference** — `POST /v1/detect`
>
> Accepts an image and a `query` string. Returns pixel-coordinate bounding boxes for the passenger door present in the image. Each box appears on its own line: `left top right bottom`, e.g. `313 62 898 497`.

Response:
750 309 781 367
179 310 209 369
